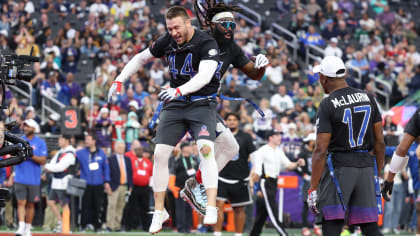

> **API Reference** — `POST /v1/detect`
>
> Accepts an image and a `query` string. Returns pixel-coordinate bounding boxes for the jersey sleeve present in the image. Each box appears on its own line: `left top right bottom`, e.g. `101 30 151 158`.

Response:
369 94 382 124
404 108 420 137
316 98 332 134
149 33 170 58
231 43 250 68
198 38 220 62
246 133 256 155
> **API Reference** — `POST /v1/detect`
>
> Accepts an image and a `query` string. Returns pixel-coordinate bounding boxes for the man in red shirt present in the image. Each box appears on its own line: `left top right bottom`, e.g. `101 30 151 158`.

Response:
125 146 153 231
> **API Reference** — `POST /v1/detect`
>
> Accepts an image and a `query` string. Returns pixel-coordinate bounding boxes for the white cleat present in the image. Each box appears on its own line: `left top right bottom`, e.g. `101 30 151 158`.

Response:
149 209 170 234
203 206 218 225
15 226 25 236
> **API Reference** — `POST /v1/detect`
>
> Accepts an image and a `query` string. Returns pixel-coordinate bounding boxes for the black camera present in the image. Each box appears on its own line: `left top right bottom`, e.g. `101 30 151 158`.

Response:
0 54 39 85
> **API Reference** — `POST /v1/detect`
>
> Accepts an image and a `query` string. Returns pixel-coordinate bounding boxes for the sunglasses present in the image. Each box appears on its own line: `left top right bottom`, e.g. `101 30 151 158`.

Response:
216 21 236 30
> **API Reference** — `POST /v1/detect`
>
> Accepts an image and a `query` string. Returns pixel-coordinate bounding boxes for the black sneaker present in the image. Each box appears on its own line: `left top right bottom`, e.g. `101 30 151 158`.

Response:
180 177 207 215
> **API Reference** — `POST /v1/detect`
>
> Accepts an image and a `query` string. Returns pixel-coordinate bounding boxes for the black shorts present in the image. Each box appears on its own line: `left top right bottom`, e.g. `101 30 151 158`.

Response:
48 189 69 205
317 166 378 225
14 183 40 203
156 99 217 146
217 178 253 207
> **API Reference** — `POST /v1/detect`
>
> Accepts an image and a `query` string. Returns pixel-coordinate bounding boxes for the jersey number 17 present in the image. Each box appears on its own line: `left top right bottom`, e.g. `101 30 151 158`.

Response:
341 105 371 148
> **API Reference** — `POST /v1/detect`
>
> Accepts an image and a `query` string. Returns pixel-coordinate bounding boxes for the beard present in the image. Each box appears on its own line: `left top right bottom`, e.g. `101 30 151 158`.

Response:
212 28 233 45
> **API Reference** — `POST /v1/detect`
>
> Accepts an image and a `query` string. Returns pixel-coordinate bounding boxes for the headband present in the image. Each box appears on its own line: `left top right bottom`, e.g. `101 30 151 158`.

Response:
211 11 234 22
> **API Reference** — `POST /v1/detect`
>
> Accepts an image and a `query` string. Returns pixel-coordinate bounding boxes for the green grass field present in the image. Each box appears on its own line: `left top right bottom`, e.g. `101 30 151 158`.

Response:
0 228 414 236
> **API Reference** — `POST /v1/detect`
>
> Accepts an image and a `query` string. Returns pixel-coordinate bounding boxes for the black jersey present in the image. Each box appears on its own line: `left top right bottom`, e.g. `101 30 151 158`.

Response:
404 108 420 137
316 87 382 153
219 130 256 180
216 39 250 79
149 29 220 96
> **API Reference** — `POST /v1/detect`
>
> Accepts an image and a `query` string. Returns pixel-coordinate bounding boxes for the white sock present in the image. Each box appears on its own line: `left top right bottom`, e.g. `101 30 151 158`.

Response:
234 233 243 236
25 223 31 231
214 232 222 236
152 144 174 192
214 124 239 172
18 221 25 230
197 224 203 228
197 139 218 189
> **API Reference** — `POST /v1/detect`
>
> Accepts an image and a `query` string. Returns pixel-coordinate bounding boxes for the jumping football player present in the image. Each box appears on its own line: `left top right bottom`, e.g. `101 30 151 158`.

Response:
108 6 221 234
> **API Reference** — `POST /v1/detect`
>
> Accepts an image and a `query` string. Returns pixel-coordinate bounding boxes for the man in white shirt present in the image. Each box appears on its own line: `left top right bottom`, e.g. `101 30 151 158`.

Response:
324 38 343 58
44 134 76 233
270 85 294 115
250 130 305 236
265 58 283 85
89 0 109 16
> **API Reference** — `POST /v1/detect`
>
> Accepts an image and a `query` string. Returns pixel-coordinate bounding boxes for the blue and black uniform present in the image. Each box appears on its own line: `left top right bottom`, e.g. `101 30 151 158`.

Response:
150 29 220 145
316 87 382 226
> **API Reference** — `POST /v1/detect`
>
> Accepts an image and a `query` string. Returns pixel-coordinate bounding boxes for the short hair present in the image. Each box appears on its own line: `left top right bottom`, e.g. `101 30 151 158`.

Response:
86 132 96 141
166 6 190 20
225 112 240 121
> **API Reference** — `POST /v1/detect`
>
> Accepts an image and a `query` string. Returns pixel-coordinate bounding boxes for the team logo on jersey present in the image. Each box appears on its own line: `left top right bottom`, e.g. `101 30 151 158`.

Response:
198 125 210 137
208 49 218 56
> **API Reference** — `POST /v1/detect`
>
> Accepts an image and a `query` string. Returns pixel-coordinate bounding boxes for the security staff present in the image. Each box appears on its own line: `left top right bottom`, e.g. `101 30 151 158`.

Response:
76 133 111 232
250 130 305 236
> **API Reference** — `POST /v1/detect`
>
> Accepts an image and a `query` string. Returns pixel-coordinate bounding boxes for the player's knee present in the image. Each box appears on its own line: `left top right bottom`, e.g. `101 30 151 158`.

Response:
154 144 174 165
197 139 215 160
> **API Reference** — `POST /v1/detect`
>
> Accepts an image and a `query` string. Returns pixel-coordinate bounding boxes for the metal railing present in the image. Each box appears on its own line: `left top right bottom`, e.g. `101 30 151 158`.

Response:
8 81 33 106
271 23 299 60
305 44 324 65
372 76 392 110
41 93 65 123
345 63 362 86
236 3 262 26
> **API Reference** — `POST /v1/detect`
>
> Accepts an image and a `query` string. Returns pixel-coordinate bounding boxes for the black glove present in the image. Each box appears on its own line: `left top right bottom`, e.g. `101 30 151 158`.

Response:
381 180 394 201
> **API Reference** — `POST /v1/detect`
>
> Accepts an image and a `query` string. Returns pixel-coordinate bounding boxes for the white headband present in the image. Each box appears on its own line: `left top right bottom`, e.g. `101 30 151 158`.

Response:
211 12 234 22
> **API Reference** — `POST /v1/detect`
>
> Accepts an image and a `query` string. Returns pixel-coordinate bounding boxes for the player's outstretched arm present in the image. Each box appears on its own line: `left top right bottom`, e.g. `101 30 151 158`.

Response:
240 54 269 81
107 48 155 102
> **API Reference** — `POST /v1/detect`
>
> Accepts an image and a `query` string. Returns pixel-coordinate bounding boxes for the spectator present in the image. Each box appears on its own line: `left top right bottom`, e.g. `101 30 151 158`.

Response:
66 72 82 99
324 37 342 58
408 65 420 95
169 143 198 234
270 85 294 116
377 5 395 28
224 80 241 98
95 107 112 154
89 0 109 16
265 57 283 85
350 51 370 76
120 88 141 112
41 70 60 98
107 141 133 232
299 25 325 47
86 76 106 103
125 146 153 231
61 43 79 73
41 112 61 134
321 19 338 40
14 119 47 236
77 133 111 232
252 98 274 139
371 0 388 15
124 111 140 151
281 123 302 160
306 0 321 17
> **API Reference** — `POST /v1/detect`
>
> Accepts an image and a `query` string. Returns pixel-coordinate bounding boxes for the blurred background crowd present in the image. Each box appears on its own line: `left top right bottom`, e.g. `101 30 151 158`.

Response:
0 0 418 235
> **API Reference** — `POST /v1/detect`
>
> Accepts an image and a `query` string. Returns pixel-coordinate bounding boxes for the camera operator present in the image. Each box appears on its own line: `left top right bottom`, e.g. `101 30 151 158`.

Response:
14 119 47 236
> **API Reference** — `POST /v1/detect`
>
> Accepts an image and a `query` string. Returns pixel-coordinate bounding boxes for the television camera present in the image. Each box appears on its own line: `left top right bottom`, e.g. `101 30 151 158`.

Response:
0 51 39 206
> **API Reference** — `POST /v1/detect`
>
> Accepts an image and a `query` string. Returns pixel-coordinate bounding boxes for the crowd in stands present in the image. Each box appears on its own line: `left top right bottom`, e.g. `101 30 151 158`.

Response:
0 0 418 234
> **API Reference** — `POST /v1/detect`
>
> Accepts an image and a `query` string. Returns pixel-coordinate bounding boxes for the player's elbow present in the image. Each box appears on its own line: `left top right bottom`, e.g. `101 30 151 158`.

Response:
312 146 327 162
